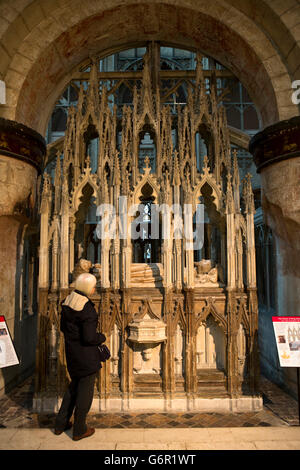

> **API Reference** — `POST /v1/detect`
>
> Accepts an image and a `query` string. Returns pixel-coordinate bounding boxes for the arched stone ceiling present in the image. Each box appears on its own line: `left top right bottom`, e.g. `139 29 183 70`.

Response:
0 0 299 135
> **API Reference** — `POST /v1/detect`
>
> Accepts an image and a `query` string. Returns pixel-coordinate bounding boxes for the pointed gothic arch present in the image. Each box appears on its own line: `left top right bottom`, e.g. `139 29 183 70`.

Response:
72 171 100 213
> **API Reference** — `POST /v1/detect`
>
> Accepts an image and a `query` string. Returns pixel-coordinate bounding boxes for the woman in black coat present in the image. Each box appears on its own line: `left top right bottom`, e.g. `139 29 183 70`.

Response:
54 273 106 441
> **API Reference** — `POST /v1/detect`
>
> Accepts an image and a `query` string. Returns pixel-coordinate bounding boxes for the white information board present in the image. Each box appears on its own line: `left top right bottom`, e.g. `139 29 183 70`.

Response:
0 316 19 368
272 316 300 367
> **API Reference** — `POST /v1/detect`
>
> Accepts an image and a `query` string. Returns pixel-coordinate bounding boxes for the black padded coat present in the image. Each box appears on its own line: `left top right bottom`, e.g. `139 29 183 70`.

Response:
60 290 106 379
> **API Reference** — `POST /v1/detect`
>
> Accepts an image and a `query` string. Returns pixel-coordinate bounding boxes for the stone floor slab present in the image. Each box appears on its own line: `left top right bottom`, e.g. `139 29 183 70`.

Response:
185 441 258 450
1 428 300 450
253 440 300 450
0 372 299 452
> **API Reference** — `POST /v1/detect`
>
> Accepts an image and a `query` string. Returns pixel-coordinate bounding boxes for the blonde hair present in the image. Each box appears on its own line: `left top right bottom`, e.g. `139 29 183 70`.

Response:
75 273 97 295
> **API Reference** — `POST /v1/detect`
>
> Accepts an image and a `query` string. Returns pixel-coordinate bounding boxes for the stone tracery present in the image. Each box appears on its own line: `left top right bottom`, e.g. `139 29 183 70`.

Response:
35 51 260 412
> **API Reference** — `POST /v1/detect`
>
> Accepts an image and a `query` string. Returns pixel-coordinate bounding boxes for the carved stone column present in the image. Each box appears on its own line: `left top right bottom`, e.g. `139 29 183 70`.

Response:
112 240 120 290
172 168 182 290
184 202 194 288
51 225 59 291
162 288 174 404
243 175 259 393
69 215 76 276
225 175 236 289
101 239 111 288
39 174 51 289
250 116 300 396
226 291 239 396
112 155 120 290
0 118 45 394
174 239 182 290
184 288 196 399
162 238 172 288
60 179 69 289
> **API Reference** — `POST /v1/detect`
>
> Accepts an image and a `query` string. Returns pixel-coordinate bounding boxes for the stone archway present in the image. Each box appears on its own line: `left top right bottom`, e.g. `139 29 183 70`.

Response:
0 0 298 135
0 0 300 400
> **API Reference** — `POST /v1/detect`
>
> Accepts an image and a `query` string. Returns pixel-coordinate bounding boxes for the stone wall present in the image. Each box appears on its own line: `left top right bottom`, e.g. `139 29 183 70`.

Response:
250 116 300 398
0 118 45 396
0 0 299 135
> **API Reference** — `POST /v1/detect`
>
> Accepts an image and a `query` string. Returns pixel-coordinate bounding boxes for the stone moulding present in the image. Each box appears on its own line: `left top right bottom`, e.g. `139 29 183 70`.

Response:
249 116 300 173
0 117 46 173
33 395 263 413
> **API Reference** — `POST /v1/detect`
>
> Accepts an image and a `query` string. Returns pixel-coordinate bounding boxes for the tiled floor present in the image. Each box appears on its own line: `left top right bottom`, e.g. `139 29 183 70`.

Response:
0 375 299 429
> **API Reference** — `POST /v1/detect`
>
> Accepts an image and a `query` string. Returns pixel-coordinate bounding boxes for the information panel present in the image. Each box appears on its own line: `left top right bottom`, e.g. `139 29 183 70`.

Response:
272 316 300 367
0 316 19 368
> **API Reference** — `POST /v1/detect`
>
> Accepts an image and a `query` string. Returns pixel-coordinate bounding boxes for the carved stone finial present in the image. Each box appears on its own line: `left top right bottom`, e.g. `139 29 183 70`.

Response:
54 155 61 214
121 168 130 195
40 173 51 215
143 156 151 175
61 174 69 212
172 151 181 186
242 173 255 214
203 155 209 169
195 53 204 86
85 155 91 168
225 171 234 213
202 155 211 175
232 149 240 211
113 151 121 186
102 175 109 203
42 172 51 195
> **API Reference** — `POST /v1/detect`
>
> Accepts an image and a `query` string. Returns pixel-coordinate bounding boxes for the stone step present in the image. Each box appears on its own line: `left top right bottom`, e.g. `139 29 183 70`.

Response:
134 374 163 393
133 391 163 397
197 369 227 391
197 379 227 386
196 387 230 398
176 378 185 392
197 369 226 383
134 374 163 383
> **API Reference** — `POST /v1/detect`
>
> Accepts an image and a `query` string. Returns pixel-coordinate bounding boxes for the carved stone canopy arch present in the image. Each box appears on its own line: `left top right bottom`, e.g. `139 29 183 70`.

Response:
104 300 122 335
72 172 100 214
194 169 223 213
237 297 250 333
172 300 186 331
196 298 227 332
132 171 160 206
81 120 100 149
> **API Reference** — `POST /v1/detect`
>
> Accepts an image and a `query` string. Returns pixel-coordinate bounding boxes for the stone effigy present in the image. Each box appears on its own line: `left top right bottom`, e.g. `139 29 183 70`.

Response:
130 263 163 286
194 260 218 285
70 258 92 285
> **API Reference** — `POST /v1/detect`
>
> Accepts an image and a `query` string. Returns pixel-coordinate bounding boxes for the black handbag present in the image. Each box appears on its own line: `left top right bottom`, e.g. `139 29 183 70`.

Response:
98 344 111 362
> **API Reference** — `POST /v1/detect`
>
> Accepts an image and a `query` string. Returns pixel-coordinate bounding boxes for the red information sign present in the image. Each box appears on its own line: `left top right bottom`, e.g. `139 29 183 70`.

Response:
272 316 300 367
272 316 300 425
0 315 19 368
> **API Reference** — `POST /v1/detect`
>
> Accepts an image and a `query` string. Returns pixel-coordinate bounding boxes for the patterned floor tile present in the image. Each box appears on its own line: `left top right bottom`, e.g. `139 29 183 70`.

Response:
0 374 299 429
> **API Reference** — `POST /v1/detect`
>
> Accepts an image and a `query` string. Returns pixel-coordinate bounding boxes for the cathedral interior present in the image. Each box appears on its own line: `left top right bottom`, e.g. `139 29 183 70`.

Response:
0 0 299 414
